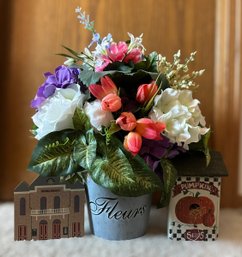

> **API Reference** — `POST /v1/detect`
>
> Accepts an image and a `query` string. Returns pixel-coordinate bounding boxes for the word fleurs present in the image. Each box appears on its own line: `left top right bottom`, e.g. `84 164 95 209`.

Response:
89 197 147 220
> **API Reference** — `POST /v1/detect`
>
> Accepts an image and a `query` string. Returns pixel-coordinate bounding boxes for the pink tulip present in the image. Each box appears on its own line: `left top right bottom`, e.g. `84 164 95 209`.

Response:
135 118 165 140
116 112 137 131
89 76 118 100
101 93 122 112
124 132 142 156
95 56 111 72
107 42 128 62
136 83 158 104
124 48 143 64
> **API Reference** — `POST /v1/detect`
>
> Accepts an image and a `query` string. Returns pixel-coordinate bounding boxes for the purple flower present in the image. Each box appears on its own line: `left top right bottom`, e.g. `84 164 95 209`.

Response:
31 65 80 109
139 137 186 179
88 33 100 48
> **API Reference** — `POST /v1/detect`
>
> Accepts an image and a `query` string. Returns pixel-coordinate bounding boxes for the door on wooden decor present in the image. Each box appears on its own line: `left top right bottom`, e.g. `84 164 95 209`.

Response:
18 225 27 240
39 220 48 240
52 219 61 239
0 0 241 207
72 222 81 237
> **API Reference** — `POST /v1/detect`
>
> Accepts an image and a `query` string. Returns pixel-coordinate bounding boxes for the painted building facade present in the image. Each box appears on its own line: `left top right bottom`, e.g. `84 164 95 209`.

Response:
14 176 85 240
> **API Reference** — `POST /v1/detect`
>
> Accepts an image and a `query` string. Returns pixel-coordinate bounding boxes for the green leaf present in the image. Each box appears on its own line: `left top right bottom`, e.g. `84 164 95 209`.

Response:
107 137 162 196
79 63 133 86
104 121 120 144
79 69 103 86
159 158 177 207
134 51 159 72
124 153 162 196
28 130 79 176
104 62 133 73
203 131 211 165
56 53 76 59
189 130 211 166
61 169 88 184
73 129 97 169
78 65 117 86
89 138 136 194
147 51 159 71
62 45 80 58
72 107 91 131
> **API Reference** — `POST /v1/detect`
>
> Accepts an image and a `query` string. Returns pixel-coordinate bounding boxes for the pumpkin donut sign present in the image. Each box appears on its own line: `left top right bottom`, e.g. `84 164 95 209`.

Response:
167 151 228 241
175 194 215 227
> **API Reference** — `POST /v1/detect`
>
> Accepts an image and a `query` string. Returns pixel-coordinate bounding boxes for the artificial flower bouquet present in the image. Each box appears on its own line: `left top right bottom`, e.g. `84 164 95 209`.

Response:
28 8 210 206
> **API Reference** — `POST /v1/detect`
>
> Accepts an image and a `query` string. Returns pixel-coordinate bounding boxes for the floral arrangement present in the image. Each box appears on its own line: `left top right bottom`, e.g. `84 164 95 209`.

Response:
28 8 210 206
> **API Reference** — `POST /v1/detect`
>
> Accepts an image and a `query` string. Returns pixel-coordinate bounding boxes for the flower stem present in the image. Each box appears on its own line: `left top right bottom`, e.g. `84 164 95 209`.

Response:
142 72 163 115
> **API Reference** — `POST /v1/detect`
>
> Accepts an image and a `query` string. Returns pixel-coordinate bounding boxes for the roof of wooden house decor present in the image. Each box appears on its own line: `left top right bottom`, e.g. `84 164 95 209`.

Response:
14 176 84 192
172 150 228 177
15 181 29 192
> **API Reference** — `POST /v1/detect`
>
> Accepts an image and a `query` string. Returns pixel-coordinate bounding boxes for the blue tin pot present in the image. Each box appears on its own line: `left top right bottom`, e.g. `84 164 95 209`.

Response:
86 177 152 240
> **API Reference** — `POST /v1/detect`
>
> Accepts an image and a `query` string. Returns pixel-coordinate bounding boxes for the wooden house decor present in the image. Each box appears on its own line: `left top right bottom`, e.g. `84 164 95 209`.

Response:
167 151 228 241
14 176 85 241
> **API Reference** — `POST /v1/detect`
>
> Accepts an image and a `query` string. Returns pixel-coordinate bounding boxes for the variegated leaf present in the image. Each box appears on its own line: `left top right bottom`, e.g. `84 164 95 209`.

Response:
73 129 97 169
28 130 79 176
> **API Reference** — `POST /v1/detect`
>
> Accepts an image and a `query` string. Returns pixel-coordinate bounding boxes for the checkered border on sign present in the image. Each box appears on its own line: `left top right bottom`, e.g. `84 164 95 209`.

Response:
206 229 218 241
168 225 218 241
176 176 221 189
168 227 183 241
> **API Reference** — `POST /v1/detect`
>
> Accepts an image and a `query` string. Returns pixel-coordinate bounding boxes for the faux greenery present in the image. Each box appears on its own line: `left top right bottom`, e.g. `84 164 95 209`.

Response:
28 7 211 207
28 108 162 197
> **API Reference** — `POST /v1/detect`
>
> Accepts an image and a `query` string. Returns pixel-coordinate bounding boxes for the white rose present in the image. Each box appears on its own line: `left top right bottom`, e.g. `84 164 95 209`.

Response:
149 88 209 148
32 84 88 140
84 99 113 131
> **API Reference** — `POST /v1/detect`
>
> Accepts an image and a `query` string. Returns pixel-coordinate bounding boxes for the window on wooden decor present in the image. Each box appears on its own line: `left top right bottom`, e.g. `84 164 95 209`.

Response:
74 195 80 212
54 196 60 209
20 197 26 216
40 197 47 210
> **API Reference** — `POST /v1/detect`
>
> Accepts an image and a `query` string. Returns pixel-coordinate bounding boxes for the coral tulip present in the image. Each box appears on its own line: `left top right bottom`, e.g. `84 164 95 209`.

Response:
124 132 142 156
136 83 158 104
89 76 118 99
136 118 165 140
100 76 118 95
116 112 137 131
101 93 122 112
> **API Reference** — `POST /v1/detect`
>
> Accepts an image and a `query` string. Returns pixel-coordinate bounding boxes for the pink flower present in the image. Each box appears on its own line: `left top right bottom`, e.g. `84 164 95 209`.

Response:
116 112 137 131
101 93 122 112
124 132 142 156
89 76 118 100
124 48 143 64
95 56 111 72
136 83 158 104
107 42 128 62
135 118 165 140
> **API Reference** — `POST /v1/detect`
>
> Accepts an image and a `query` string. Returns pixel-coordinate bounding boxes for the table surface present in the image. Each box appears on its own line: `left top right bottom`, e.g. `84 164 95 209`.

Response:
1 203 242 257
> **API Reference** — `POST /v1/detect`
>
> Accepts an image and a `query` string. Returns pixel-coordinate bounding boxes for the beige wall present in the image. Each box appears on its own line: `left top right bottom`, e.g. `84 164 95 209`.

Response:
1 0 241 207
